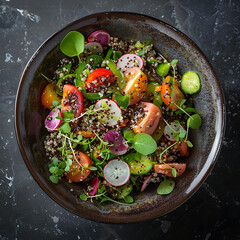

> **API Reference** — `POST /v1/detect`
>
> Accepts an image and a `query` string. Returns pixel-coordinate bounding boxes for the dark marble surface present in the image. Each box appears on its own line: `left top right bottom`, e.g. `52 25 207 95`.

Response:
0 0 240 239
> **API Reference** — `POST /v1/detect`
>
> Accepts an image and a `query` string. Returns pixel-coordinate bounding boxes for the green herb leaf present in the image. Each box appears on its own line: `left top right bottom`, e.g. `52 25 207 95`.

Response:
137 48 147 56
157 177 175 195
171 168 177 178
106 60 125 89
65 165 70 171
80 194 88 201
135 41 144 48
62 110 74 122
59 161 66 169
113 51 122 61
132 133 157 155
60 31 85 58
49 166 58 174
124 195 134 204
115 94 129 108
59 122 71 134
52 101 60 107
52 157 59 166
185 140 193 147
87 55 103 69
179 128 187 139
124 130 135 142
187 114 202 129
49 175 59 184
105 47 113 61
88 166 97 171
171 59 178 66
75 62 87 87
178 99 186 108
145 40 152 46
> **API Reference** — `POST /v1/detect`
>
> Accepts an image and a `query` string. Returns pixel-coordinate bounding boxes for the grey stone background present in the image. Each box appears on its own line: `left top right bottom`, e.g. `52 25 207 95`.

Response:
0 0 240 239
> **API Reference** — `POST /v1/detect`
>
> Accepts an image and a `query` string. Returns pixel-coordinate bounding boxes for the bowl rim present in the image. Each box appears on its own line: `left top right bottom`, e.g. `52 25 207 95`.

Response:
14 11 226 223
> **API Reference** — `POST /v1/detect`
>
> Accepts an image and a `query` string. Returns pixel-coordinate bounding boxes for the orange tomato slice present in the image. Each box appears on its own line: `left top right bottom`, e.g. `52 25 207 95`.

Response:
41 84 61 109
121 67 148 105
161 76 185 110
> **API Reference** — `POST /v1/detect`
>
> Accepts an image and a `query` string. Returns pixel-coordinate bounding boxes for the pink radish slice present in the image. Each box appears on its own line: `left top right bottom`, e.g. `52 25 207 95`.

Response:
89 177 100 196
117 53 143 72
103 130 128 155
88 30 110 47
94 99 122 127
45 107 63 132
85 42 103 55
164 122 181 142
103 159 130 186
141 175 152 192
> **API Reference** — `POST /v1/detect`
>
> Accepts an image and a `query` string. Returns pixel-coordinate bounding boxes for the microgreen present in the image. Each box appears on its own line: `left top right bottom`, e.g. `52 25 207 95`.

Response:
170 59 178 78
175 107 197 115
137 48 147 56
41 73 55 84
187 114 202 129
60 31 85 62
135 41 144 48
87 55 103 69
157 177 175 195
115 93 129 108
75 62 87 88
145 40 152 46
124 130 135 142
52 100 60 107
105 47 113 61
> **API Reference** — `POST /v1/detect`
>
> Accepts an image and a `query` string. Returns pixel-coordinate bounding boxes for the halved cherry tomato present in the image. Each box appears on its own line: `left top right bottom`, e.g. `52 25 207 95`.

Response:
85 68 115 90
133 102 162 135
121 67 148 105
61 84 84 117
93 147 101 159
153 163 186 177
78 129 95 138
177 141 189 157
161 76 185 110
41 84 61 109
65 151 92 182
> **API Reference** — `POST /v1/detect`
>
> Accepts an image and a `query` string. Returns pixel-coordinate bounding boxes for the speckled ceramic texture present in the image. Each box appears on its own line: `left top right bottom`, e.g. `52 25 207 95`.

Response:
15 12 225 223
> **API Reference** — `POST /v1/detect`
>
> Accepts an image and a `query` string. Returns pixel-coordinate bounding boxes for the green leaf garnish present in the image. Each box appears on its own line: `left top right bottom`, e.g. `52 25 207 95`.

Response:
171 168 177 178
49 175 59 184
171 59 178 66
124 130 135 142
113 51 122 61
59 122 71 133
124 195 134 204
135 41 144 48
115 93 129 108
145 40 152 46
60 31 85 60
157 177 175 195
132 133 157 155
80 194 88 201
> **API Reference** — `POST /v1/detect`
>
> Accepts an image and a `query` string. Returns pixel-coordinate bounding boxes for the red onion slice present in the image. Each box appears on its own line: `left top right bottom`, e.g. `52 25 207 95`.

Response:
88 30 110 47
45 107 62 132
89 177 100 196
103 130 128 155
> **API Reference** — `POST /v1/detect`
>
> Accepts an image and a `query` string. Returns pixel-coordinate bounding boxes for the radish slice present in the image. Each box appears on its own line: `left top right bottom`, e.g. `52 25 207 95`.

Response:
103 159 130 186
141 175 152 192
89 177 100 196
164 122 181 142
85 42 103 55
45 107 62 132
88 30 110 47
103 130 128 155
94 99 122 127
117 53 143 72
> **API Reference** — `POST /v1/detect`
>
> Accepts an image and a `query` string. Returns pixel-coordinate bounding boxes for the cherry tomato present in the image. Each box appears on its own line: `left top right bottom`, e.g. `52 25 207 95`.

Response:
61 84 84 117
85 68 115 90
153 163 186 177
93 147 101 159
121 67 148 105
133 102 162 135
41 84 61 109
161 76 185 110
78 129 95 138
65 151 92 182
176 141 189 157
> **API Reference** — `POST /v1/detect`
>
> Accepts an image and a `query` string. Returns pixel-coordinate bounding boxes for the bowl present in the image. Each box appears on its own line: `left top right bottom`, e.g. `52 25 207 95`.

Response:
15 12 225 223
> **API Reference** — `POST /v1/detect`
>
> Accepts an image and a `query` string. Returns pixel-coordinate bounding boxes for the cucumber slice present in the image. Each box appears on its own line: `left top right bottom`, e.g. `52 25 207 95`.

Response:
126 154 153 175
117 181 133 199
156 62 171 77
181 71 201 94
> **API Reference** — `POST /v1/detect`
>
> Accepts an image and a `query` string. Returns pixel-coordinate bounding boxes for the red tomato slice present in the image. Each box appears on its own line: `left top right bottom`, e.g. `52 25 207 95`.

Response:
133 102 162 135
161 76 185 110
176 141 189 156
41 84 61 109
85 68 115 90
61 84 84 117
153 163 186 177
66 151 92 182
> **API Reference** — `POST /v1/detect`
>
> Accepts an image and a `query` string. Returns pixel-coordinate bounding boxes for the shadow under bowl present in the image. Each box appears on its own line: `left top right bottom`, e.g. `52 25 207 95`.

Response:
15 12 225 223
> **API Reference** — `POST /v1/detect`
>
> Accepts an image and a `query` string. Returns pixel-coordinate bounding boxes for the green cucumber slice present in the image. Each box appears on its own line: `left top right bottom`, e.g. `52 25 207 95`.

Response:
117 181 133 199
181 71 201 94
126 154 153 175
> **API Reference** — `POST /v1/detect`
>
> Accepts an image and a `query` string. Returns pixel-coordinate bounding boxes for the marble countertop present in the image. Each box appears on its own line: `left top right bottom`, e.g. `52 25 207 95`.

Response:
0 0 239 239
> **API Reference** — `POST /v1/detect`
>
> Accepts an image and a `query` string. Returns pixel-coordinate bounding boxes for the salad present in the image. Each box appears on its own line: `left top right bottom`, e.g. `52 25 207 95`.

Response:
41 30 202 204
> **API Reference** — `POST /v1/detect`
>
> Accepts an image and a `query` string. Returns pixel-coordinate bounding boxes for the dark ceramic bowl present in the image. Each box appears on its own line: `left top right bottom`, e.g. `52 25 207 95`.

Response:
15 12 225 223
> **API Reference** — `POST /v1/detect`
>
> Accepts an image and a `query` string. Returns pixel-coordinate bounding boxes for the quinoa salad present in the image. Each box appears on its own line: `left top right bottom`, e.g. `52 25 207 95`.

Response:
41 30 202 204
